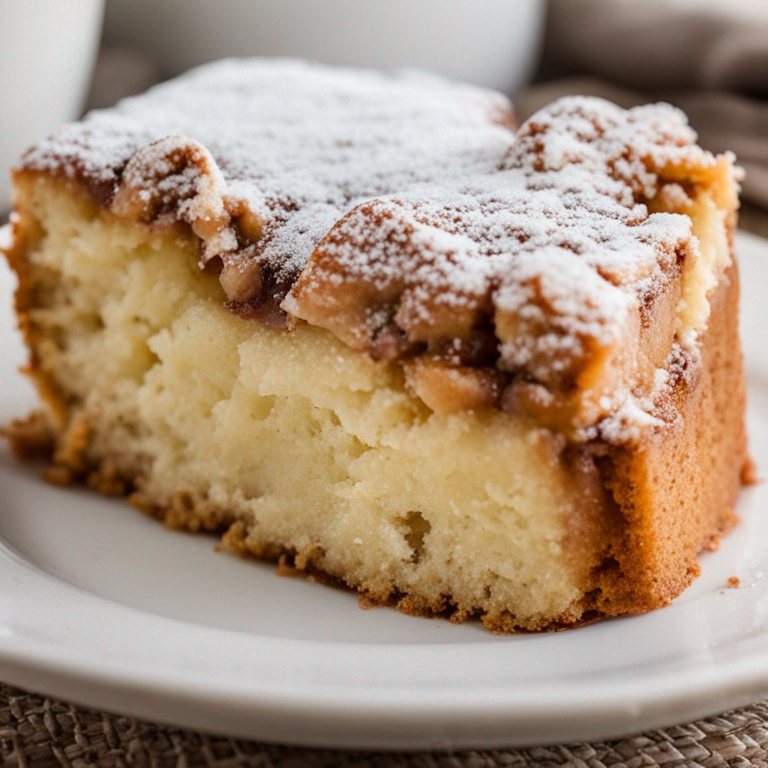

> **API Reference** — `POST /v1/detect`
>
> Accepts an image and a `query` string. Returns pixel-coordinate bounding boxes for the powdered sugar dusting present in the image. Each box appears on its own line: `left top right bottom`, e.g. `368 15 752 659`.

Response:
21 59 514 283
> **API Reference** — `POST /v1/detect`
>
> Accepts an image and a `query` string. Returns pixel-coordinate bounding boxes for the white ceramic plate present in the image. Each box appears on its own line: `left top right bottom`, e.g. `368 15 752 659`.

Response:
1 229 767 750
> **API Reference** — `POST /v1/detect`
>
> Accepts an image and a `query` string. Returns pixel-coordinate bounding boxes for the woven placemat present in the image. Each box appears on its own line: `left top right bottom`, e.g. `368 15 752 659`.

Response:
2 684 768 768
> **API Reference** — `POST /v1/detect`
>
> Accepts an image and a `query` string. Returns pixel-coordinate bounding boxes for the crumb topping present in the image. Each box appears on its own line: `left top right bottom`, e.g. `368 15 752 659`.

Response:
21 58 514 286
17 58 732 433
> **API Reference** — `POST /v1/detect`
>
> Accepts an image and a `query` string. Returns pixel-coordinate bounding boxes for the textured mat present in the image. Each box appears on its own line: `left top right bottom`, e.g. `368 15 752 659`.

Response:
2 685 768 768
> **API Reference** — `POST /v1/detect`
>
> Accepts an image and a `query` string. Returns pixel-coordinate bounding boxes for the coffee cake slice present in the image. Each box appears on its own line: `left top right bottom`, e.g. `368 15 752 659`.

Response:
3 59 748 631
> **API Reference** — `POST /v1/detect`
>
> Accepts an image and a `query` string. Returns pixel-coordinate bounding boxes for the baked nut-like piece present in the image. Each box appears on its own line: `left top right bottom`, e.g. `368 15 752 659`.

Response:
3 59 748 631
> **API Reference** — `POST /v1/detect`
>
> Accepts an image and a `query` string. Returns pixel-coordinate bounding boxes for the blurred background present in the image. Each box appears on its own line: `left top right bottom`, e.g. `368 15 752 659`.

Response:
1 0 767 229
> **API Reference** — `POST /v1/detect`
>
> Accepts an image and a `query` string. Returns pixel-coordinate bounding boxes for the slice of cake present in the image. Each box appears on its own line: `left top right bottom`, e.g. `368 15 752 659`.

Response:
3 59 748 632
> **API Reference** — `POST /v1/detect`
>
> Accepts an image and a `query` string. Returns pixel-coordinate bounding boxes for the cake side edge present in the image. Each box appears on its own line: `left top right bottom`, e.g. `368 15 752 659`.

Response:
595 251 748 616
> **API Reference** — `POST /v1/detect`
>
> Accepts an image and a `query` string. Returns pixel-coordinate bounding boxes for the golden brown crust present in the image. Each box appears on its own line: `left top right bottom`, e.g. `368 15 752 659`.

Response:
5 174 84 432
590 259 747 615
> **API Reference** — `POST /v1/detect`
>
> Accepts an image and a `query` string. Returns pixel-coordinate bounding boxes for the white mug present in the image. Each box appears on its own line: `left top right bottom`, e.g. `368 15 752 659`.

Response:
105 0 544 96
0 0 104 209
